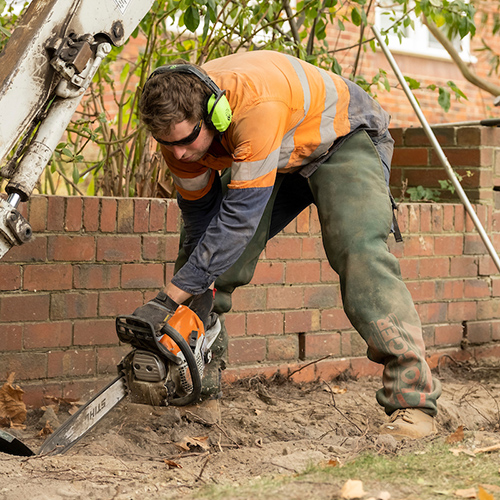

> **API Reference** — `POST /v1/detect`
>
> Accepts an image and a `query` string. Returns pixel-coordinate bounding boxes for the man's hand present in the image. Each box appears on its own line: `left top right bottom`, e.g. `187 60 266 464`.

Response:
132 291 179 334
188 289 214 330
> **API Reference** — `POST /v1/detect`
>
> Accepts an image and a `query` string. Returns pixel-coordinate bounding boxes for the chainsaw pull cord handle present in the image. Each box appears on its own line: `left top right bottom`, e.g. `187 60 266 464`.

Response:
161 324 202 406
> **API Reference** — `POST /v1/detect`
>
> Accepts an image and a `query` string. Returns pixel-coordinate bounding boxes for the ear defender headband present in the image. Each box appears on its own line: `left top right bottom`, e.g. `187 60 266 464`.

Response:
147 64 232 133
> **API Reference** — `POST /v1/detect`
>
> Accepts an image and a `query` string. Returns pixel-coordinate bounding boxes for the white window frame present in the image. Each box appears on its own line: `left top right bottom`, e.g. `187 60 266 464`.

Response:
374 2 475 63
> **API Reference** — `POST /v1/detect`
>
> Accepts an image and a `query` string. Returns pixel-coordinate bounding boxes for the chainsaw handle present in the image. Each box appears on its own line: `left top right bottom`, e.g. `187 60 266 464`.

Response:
161 324 202 406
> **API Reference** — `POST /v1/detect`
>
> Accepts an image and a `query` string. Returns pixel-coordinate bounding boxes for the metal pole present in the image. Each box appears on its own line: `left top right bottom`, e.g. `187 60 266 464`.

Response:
372 26 500 273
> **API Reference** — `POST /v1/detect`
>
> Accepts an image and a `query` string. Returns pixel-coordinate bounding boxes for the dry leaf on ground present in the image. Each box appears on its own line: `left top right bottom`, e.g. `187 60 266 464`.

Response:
474 444 500 454
454 487 477 498
37 421 54 437
340 479 366 499
446 425 465 444
450 447 476 457
164 459 182 469
478 486 494 500
174 436 209 452
0 373 27 428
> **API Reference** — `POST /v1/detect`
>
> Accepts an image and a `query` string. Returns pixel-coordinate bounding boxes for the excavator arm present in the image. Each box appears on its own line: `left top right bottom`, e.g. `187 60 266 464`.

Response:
0 0 154 258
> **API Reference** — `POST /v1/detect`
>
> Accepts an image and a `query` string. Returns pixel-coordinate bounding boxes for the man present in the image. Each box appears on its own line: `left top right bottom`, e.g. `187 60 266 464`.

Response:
135 50 441 439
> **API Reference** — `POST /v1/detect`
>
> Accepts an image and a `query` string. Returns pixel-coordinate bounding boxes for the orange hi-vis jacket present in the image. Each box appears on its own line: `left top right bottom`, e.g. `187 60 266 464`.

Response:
165 51 391 295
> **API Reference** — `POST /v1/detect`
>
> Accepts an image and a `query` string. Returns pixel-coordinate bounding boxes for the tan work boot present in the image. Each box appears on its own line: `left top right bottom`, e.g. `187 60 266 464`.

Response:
379 408 437 440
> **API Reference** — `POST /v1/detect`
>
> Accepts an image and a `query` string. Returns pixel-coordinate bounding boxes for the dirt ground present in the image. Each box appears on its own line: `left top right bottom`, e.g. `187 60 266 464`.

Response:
1 356 500 500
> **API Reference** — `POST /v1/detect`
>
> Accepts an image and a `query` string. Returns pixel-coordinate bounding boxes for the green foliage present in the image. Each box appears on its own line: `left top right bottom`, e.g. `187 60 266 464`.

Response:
0 0 486 197
406 185 441 202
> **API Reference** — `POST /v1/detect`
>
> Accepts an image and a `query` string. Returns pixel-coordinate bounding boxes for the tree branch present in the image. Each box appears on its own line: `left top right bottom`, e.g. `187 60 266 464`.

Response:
422 15 500 98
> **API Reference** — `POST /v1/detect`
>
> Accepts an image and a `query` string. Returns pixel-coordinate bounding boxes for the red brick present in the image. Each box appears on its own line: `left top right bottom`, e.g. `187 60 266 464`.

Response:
142 235 180 262
47 196 65 231
252 262 284 285
405 127 455 147
98 290 144 316
266 286 303 310
166 200 180 233
288 362 317 383
0 294 50 322
265 237 301 259
0 352 47 380
434 235 463 256
296 208 310 233
283 218 296 233
350 357 383 378
454 205 465 232
304 284 339 309
74 264 120 289
431 148 482 168
51 292 98 319
24 321 72 349
23 382 63 408
121 263 164 289
0 324 22 350
232 287 267 312
62 379 104 402
97 346 130 374
228 337 266 364
450 256 478 277
83 197 100 232
435 324 463 346
286 261 321 284
117 198 134 233
246 311 283 336
467 321 491 344
310 206 321 234
492 321 500 341
419 257 449 278
284 310 316 334
435 279 464 300
100 198 117 232
65 197 82 231
399 258 418 280
448 301 476 322
73 319 118 345
392 147 428 166
320 261 339 282
302 237 326 259
390 128 403 146
420 205 432 232
301 332 340 358
150 199 166 232
0 264 21 290
2 237 47 263
315 358 351 381
97 235 141 262
476 298 500 321
415 302 447 324
464 279 491 298
48 235 95 261
403 235 434 257
408 205 420 233
24 264 72 291
464 234 488 255
267 335 298 361
492 277 500 297
223 313 246 338
321 308 352 330
479 255 498 276
442 205 455 231
406 280 435 302
133 198 150 233
29 196 47 232
48 349 96 377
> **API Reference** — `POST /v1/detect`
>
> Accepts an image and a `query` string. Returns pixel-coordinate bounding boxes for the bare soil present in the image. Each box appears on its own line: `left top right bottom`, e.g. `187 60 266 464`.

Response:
1 356 500 500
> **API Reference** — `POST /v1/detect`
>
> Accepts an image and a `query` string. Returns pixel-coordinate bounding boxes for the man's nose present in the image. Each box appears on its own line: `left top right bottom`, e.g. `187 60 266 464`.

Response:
171 146 187 160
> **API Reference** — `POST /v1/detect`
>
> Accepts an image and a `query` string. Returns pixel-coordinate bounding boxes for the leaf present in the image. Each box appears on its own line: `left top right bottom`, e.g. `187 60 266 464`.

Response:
438 87 451 112
184 5 200 32
37 421 54 437
446 425 464 444
175 435 209 452
0 373 27 428
351 7 361 26
164 459 182 469
478 487 494 500
454 488 476 498
340 479 365 499
474 443 500 454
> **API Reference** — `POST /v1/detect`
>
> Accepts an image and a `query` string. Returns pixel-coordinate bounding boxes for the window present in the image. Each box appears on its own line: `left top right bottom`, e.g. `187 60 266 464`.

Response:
375 1 474 62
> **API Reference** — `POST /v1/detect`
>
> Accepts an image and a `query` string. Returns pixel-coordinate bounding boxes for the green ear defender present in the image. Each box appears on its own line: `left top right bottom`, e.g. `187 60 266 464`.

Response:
147 64 232 133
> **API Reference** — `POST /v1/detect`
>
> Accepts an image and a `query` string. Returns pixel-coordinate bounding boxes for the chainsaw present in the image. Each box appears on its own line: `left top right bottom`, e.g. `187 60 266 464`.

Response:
0 306 221 457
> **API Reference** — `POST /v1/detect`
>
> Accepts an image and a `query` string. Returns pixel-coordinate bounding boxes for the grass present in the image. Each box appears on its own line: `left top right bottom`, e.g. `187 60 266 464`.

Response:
194 440 500 500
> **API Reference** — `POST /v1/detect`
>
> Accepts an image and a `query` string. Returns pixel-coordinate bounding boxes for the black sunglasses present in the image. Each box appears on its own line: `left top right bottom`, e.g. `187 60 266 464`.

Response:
153 119 203 147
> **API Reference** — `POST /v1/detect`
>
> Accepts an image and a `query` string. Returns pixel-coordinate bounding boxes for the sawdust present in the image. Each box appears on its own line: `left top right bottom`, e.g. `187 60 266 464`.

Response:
1 357 500 500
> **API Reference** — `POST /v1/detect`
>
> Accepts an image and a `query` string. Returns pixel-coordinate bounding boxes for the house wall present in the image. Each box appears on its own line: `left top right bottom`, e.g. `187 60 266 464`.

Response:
1 125 500 408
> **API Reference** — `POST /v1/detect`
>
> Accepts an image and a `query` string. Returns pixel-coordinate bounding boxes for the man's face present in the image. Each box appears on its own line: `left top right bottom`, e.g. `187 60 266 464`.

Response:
156 120 216 163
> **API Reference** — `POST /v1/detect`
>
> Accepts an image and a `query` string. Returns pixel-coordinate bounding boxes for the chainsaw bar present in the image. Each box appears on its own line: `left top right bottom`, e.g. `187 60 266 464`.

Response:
38 375 128 456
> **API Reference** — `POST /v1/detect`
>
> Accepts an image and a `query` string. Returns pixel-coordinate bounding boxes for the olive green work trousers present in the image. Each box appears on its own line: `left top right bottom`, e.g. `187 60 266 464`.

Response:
176 130 442 416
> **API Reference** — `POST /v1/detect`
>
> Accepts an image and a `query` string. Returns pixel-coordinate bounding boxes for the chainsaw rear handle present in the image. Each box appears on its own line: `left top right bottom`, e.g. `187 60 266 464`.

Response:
115 315 202 406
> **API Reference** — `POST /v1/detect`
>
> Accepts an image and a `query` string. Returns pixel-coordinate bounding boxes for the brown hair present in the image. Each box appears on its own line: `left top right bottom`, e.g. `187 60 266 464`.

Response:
139 60 212 136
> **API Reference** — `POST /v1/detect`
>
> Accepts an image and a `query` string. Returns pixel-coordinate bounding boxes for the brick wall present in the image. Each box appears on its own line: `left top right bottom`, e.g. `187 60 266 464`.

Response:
1 126 500 408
